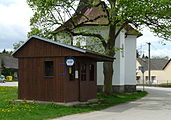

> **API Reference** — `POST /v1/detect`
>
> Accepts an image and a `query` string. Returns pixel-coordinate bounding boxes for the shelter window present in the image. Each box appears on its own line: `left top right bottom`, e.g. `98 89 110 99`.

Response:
89 64 94 81
44 61 54 76
81 64 86 81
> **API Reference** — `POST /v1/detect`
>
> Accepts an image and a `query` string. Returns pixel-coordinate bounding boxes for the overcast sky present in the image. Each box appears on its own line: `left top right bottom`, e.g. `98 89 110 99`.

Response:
0 0 32 51
0 0 171 57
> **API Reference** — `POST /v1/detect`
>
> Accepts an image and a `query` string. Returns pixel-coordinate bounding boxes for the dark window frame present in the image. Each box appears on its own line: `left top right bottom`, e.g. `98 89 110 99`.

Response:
81 64 86 81
136 76 140 80
44 61 54 77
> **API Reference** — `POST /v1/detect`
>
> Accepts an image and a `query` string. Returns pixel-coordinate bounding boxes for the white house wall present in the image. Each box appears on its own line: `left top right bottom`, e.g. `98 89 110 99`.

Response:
125 35 137 85
73 25 127 86
97 29 126 86
112 30 125 85
73 26 109 53
136 60 169 84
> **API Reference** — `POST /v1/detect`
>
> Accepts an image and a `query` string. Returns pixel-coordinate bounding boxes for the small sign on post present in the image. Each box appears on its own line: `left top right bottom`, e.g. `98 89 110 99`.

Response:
139 66 145 91
66 57 75 66
75 70 78 79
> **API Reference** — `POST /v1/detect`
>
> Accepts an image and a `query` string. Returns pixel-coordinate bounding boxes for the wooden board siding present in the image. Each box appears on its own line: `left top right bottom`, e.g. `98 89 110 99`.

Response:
64 59 80 102
18 57 97 102
14 38 84 58
62 58 97 102
18 57 66 102
14 37 101 102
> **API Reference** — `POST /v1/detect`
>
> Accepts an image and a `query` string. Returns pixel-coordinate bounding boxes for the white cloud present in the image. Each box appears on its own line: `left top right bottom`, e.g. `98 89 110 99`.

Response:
0 0 33 50
0 0 32 26
137 27 171 58
0 0 15 6
142 49 171 58
137 27 163 46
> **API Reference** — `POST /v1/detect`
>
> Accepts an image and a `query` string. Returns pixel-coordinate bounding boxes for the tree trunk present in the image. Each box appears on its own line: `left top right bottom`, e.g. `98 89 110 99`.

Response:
103 61 113 95
102 22 116 94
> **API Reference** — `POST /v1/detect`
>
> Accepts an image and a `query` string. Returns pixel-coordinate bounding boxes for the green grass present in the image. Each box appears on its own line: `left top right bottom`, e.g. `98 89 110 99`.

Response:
0 87 147 120
159 83 171 86
5 80 18 82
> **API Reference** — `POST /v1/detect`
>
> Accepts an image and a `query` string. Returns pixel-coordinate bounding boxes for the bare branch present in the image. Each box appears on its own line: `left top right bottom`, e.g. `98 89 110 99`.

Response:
114 22 128 40
69 31 107 49
54 7 65 23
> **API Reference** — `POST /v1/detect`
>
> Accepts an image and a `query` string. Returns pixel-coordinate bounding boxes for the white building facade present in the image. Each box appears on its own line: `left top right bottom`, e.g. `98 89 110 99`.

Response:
96 29 138 93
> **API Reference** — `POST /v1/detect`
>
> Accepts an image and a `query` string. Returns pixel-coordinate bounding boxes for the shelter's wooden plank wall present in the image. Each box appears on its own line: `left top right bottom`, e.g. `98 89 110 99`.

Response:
18 57 65 102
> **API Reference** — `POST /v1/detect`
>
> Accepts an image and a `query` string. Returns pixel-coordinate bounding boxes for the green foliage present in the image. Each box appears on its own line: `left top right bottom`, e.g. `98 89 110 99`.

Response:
13 41 25 50
27 0 80 39
159 83 171 85
0 87 147 120
151 56 169 60
27 0 171 46
1 68 17 78
0 49 12 56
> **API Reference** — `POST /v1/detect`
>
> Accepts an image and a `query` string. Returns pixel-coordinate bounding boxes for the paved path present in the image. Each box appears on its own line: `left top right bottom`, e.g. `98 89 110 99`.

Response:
0 82 18 86
51 87 171 120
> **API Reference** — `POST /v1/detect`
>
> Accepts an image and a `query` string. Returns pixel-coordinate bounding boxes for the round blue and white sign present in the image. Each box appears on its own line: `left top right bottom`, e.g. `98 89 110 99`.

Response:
66 58 75 66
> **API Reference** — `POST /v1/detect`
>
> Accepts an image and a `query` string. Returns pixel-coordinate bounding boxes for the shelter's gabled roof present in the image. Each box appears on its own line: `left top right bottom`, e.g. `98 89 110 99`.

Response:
0 55 18 69
12 36 114 62
137 58 169 70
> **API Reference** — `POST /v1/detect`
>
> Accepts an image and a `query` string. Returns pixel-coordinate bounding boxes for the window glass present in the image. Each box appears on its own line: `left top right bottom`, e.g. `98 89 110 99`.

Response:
152 76 156 80
44 61 54 76
81 64 86 81
151 76 156 83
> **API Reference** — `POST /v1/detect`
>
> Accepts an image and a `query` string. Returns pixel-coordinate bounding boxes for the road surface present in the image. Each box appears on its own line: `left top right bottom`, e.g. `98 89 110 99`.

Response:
51 87 171 120
0 82 18 86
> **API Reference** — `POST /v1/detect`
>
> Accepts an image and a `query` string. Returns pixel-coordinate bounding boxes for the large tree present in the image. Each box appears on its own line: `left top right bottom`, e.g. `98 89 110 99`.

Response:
27 0 171 94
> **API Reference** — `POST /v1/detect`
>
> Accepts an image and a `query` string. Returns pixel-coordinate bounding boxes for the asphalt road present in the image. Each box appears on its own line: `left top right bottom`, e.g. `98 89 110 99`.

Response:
0 82 18 86
51 87 171 120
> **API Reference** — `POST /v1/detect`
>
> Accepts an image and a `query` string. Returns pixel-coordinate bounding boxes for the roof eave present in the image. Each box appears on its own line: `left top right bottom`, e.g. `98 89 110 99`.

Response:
162 59 171 70
12 35 87 56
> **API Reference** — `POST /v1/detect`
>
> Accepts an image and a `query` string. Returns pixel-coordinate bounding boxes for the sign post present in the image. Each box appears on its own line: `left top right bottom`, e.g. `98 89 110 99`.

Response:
139 66 145 91
66 57 75 75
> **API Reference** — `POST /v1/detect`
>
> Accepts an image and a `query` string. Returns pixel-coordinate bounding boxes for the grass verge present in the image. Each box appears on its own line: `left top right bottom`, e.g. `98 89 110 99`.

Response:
0 87 147 120
159 83 171 86
5 80 18 82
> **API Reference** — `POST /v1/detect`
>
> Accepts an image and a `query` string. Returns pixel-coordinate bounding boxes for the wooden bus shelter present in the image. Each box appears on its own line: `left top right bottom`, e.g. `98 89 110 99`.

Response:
13 36 114 102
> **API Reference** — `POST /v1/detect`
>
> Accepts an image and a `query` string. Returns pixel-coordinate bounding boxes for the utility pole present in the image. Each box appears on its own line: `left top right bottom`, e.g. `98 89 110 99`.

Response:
147 42 151 85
